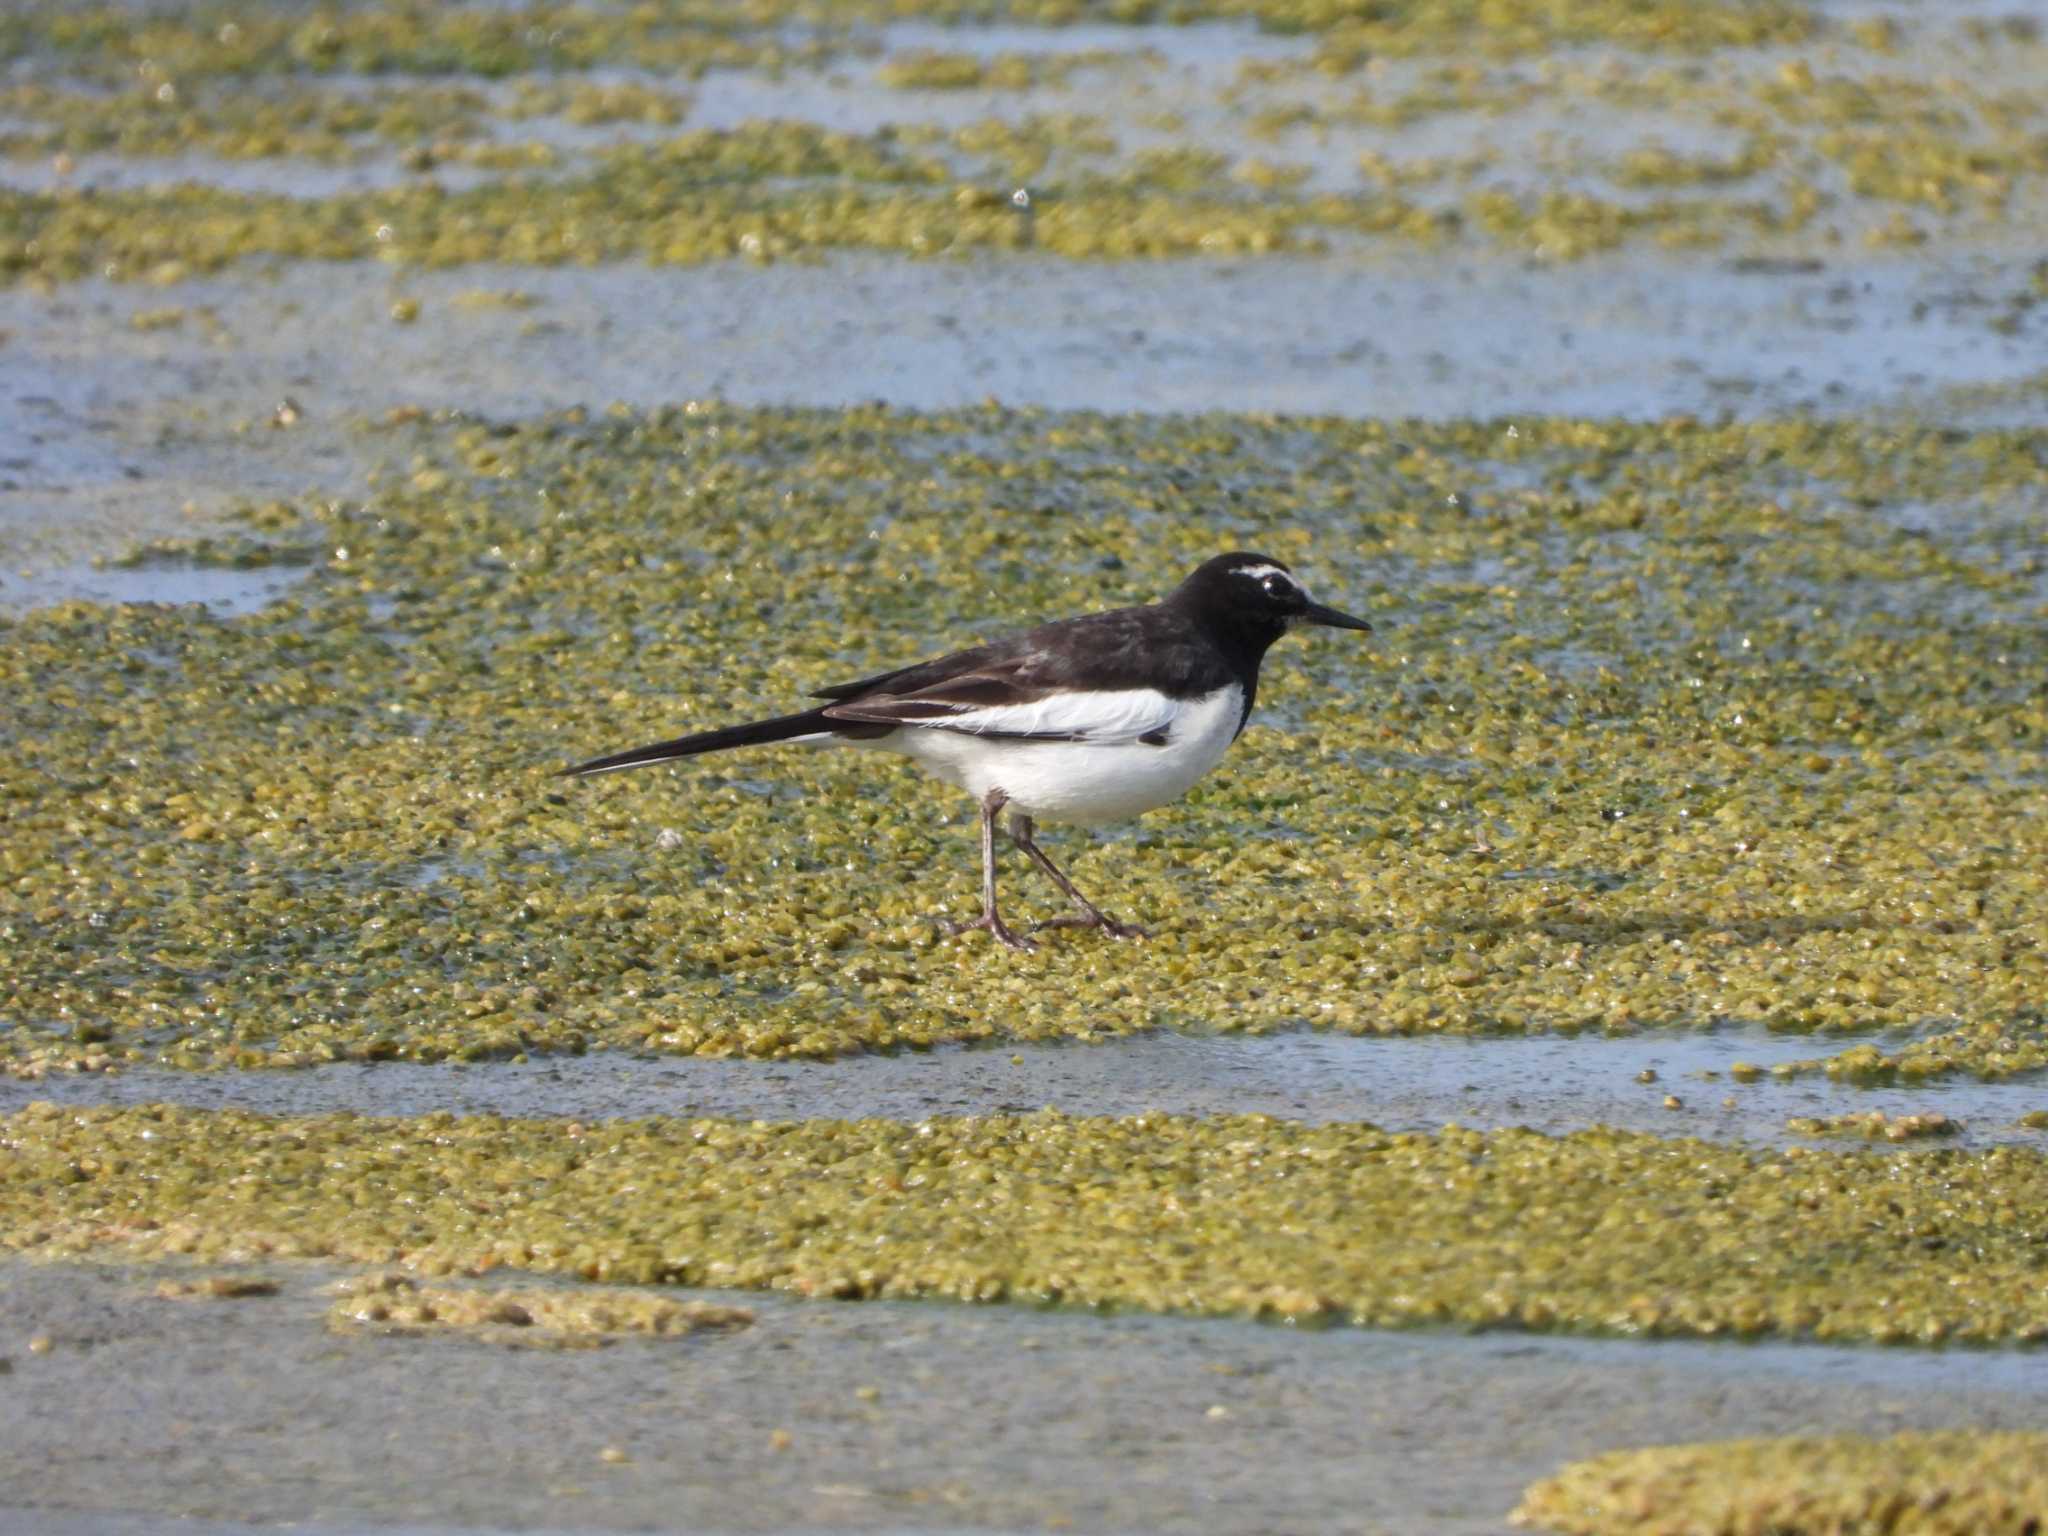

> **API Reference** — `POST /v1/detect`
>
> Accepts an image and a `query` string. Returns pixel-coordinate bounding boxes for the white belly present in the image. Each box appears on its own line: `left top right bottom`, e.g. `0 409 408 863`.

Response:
858 684 1246 826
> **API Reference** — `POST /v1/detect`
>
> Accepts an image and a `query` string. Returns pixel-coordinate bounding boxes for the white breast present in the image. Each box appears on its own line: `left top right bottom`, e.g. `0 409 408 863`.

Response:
860 684 1247 826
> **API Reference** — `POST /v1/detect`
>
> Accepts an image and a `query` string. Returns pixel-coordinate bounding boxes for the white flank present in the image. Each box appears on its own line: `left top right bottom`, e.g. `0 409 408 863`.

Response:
852 684 1247 826
916 685 1178 744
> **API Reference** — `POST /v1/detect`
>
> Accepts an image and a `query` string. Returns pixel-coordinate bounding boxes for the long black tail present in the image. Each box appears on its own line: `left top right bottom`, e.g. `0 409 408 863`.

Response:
560 708 840 778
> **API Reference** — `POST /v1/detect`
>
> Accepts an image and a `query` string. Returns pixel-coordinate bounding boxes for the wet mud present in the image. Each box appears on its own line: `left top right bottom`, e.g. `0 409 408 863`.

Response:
4 1257 2044 1536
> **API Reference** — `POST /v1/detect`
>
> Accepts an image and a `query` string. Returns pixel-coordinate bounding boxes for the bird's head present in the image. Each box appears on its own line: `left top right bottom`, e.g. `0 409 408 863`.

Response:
1173 551 1373 637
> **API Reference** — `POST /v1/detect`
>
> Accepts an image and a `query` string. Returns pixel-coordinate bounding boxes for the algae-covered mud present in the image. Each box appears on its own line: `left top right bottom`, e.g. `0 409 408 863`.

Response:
326 1269 754 1345
9 1103 2048 1347
4 0 2048 276
3 406 2042 1077
1513 1431 2048 1535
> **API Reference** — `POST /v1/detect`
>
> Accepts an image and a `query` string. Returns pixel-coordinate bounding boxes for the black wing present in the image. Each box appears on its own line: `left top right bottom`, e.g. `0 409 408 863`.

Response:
810 604 1223 699
820 658 1174 743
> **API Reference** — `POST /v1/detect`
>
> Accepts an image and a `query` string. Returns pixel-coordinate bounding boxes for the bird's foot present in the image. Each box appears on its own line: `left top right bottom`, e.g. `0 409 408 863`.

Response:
1030 910 1149 942
938 913 1038 952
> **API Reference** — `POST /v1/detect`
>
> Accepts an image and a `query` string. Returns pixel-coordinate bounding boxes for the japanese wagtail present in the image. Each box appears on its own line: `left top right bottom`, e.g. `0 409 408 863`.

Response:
563 551 1373 950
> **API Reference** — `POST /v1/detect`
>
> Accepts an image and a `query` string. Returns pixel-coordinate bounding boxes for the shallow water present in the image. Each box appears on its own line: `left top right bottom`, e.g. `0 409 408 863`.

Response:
0 150 514 198
0 559 306 614
2 1257 2042 1536
9 245 2041 611
10 1027 2038 1144
853 18 1308 68
7 247 2043 466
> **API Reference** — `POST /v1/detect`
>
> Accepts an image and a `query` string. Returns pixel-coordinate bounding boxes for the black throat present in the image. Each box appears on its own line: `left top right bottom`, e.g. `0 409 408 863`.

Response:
1207 613 1287 694
1162 595 1289 736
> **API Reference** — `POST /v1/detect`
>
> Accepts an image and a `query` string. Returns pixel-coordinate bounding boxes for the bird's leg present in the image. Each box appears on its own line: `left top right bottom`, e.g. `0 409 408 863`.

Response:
938 789 1036 951
1010 813 1148 941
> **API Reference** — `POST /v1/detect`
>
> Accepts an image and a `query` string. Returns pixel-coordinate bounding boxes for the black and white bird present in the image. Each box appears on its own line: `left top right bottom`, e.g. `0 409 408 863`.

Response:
563 551 1372 950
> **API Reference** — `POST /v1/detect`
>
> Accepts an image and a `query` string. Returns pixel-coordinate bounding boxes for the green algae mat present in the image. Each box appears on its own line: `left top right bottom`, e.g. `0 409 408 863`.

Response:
1514 1431 2048 1534
3 406 2044 1075
5 0 2048 281
0 0 1819 81
8 1103 2048 1347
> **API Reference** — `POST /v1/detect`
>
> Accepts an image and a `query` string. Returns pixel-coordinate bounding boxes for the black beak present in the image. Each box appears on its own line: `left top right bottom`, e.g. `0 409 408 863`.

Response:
1302 600 1373 633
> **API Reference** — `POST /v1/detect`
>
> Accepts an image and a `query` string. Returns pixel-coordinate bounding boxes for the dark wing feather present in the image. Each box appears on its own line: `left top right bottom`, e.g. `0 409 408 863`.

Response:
811 604 1214 696
821 661 1084 740
811 603 1239 741
809 641 1004 701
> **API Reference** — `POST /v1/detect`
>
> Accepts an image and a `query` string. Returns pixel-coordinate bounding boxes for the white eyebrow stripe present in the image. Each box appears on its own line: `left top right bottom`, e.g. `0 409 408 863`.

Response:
1239 564 1314 601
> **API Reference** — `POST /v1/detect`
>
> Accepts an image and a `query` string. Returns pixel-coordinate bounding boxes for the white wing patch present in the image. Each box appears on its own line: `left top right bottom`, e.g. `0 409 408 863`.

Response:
861 684 1249 823
910 686 1182 744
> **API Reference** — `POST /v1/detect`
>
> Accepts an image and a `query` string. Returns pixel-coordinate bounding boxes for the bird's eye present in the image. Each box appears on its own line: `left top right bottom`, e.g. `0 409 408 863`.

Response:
1261 575 1282 595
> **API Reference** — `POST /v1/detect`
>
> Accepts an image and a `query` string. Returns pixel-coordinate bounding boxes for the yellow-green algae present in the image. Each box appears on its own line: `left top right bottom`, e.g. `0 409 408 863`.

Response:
99 532 322 571
0 77 686 169
1784 1111 1958 1143
1780 1021 2048 1087
12 80 2048 280
153 1272 279 1298
8 1104 2048 1346
0 2 1820 88
0 5 840 85
1512 1431 2048 1535
0 81 505 164
328 1270 753 1345
4 6 2045 279
877 48 1126 91
1 147 1433 284
1 406 2043 1075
